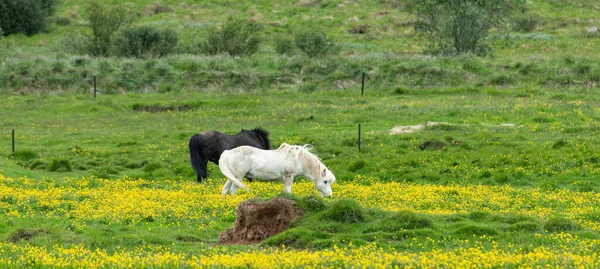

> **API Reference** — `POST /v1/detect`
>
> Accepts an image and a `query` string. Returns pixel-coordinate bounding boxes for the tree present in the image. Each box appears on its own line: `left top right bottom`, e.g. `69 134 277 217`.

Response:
113 25 178 58
0 0 57 36
84 0 130 56
201 17 262 57
411 0 525 56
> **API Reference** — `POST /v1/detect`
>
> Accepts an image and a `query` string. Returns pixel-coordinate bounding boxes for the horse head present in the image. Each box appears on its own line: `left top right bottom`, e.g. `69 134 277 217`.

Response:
314 167 335 198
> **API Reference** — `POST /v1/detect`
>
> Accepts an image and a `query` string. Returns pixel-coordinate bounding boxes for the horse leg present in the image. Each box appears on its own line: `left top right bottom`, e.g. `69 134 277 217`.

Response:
220 163 250 196
222 179 233 197
283 173 294 194
229 183 239 195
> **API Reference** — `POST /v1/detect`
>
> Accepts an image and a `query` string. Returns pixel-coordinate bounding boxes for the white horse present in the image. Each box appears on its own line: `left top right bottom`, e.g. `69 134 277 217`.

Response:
218 143 336 198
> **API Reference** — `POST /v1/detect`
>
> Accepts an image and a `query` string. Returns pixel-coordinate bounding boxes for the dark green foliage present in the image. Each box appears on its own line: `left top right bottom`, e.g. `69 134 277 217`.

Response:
263 227 328 248
143 162 162 172
29 160 46 170
274 36 296 56
10 150 38 161
294 27 340 58
200 17 262 57
512 15 538 32
297 195 327 212
299 83 318 93
508 222 542 232
388 211 434 229
468 211 491 221
170 163 194 177
544 216 580 232
410 0 525 56
348 159 366 172
113 26 178 58
53 16 71 26
393 87 411 95
491 75 514 85
454 224 499 236
0 0 57 36
552 139 568 149
419 140 446 150
263 197 574 250
321 199 365 223
47 158 72 172
124 161 142 169
84 0 131 56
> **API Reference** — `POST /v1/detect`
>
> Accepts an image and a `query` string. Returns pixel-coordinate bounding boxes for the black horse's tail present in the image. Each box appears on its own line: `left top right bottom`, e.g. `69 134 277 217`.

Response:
189 133 207 183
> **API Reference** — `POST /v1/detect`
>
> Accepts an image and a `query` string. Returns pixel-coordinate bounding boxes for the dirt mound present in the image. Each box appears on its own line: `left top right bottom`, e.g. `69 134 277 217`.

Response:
7 228 50 243
219 197 304 244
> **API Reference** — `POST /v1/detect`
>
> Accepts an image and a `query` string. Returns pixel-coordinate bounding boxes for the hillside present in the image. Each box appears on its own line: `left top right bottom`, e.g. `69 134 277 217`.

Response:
1 0 600 93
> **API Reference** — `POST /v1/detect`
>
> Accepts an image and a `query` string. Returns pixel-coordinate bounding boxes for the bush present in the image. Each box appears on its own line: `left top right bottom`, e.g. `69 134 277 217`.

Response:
0 0 57 36
294 28 340 58
512 15 538 32
10 150 38 161
201 17 262 57
113 25 178 58
47 158 72 172
410 0 525 56
274 36 296 56
84 0 131 56
544 216 580 233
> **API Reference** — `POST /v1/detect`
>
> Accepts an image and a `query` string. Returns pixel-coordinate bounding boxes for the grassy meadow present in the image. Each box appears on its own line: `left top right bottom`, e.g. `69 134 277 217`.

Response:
2 0 600 267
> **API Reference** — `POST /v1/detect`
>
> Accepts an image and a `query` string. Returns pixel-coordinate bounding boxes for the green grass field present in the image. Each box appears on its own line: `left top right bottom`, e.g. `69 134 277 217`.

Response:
2 0 600 267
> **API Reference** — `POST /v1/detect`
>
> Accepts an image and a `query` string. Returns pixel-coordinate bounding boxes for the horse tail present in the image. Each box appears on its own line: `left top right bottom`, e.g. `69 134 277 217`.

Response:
218 150 250 193
189 133 207 183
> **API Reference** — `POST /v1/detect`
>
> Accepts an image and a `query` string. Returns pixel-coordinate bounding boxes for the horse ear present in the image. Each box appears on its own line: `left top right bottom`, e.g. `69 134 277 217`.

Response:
322 168 327 177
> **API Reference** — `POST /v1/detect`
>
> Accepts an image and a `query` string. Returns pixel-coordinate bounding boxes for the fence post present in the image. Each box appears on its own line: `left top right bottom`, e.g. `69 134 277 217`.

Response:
12 129 15 153
361 72 365 95
93 76 97 99
358 124 361 152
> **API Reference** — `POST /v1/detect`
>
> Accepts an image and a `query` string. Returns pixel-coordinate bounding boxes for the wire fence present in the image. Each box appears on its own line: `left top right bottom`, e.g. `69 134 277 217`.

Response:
3 72 600 154
3 124 599 155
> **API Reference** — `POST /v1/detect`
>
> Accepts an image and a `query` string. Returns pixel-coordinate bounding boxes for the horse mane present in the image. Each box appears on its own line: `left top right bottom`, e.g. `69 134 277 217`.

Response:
277 143 324 178
248 127 271 150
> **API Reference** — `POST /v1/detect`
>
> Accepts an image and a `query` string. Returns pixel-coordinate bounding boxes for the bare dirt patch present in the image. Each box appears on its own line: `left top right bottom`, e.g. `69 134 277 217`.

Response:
219 197 304 244
7 228 51 243
131 104 195 112
389 121 450 135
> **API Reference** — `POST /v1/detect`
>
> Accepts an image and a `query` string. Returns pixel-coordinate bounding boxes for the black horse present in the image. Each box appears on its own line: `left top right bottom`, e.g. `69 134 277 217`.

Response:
189 127 271 182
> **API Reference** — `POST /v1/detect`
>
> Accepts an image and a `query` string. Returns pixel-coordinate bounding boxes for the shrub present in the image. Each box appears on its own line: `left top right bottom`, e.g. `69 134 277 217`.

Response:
56 32 88 55
544 216 580 232
47 158 72 172
53 16 71 26
274 36 296 56
10 150 38 161
143 162 162 172
294 27 340 58
84 0 131 56
201 17 262 57
0 0 57 36
410 0 525 56
113 25 178 58
389 211 433 229
512 15 538 32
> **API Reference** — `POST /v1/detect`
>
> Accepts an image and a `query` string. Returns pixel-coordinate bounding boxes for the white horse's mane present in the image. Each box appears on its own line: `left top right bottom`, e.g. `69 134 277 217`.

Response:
277 143 324 177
